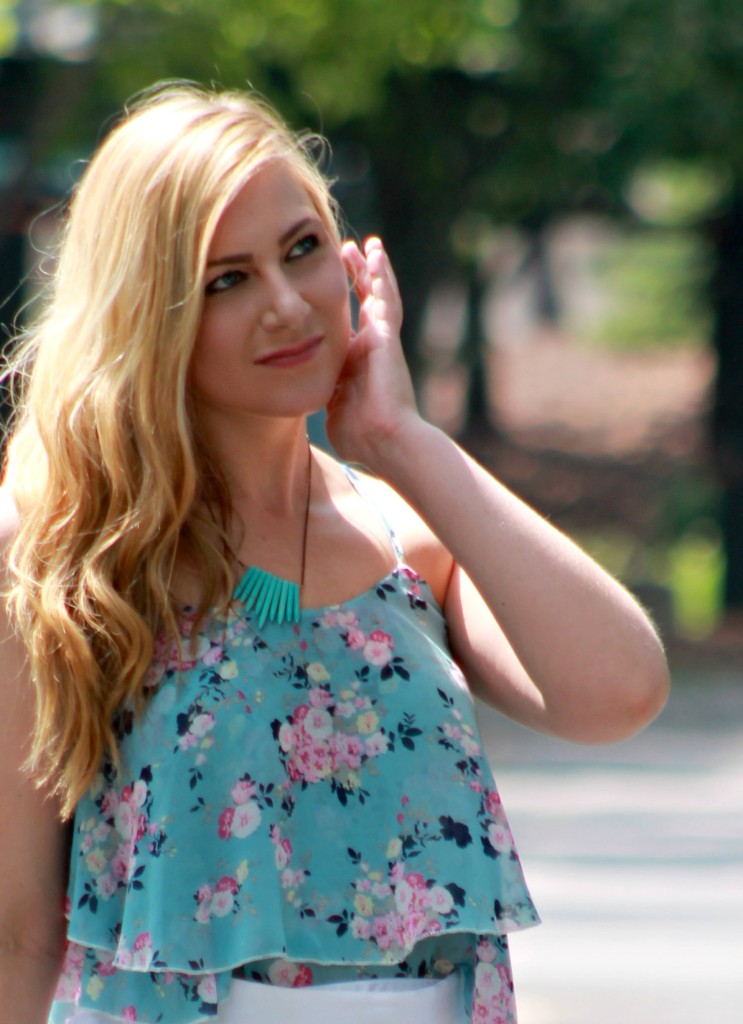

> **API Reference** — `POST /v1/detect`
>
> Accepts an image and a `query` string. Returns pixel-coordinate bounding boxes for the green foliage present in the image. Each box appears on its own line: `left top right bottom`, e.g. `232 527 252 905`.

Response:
577 518 725 639
668 521 725 637
585 228 713 348
0 1 19 60
627 160 734 228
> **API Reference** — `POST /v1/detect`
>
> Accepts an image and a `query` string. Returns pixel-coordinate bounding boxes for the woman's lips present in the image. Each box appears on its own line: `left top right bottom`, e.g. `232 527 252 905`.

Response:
255 335 323 368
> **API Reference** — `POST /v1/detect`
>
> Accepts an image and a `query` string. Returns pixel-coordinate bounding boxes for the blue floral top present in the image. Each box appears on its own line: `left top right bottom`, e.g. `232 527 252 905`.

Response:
50 474 539 1024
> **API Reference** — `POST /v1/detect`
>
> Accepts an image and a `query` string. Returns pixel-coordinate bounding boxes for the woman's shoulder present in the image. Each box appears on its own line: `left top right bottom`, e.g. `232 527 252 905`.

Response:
339 461 454 606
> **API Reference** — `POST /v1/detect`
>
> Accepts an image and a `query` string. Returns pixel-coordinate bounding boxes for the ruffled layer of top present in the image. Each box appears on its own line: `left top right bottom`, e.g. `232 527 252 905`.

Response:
50 567 539 1023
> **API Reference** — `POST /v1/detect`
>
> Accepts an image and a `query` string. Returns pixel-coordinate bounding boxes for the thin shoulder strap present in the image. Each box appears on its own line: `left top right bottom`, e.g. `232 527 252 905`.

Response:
343 464 405 565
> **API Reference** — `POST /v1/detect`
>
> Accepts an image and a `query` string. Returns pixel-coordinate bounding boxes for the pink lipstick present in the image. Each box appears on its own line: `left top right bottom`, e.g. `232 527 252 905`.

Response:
255 335 323 369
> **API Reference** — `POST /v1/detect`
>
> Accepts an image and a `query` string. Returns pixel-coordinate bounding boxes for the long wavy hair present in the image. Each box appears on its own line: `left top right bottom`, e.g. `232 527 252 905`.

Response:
1 83 340 819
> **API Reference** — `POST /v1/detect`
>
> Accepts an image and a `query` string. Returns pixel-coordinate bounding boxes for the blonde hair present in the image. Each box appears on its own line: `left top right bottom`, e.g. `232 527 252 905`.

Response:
1 83 340 819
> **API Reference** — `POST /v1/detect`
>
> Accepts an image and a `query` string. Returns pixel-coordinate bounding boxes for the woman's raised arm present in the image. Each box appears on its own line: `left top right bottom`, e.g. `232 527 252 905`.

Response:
329 238 670 743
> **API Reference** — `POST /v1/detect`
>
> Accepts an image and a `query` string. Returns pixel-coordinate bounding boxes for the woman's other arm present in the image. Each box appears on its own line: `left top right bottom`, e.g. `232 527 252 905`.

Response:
0 488 68 1021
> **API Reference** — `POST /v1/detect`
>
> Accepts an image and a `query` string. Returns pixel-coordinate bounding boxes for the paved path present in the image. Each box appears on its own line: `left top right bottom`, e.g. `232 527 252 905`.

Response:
477 665 743 1024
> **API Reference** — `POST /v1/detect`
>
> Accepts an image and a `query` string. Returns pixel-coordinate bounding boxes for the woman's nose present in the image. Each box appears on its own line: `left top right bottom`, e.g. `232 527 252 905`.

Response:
261 272 310 330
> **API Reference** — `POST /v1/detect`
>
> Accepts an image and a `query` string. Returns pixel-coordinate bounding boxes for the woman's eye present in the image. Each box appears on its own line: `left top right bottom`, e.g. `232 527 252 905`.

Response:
288 233 320 260
205 269 246 295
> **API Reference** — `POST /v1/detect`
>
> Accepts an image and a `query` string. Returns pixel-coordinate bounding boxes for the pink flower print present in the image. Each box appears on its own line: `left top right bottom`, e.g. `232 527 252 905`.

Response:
190 712 216 738
268 961 303 987
487 823 512 852
303 706 333 740
307 741 332 780
197 884 214 904
330 732 363 771
278 722 296 752
461 734 482 758
472 959 516 1024
363 630 394 667
178 612 197 637
394 879 413 913
231 778 257 805
97 873 118 899
216 875 239 894
321 610 339 628
116 946 135 968
406 872 426 890
151 629 174 663
122 1009 138 1022
293 965 313 987
54 942 84 1001
231 801 261 838
275 837 293 870
281 867 306 889
114 800 135 842
389 861 405 884
402 910 427 946
351 916 373 940
111 845 131 881
194 902 211 925
372 912 401 951
97 952 117 977
218 807 235 839
336 609 361 629
168 650 198 672
345 627 367 650
477 939 497 964
197 975 218 1004
202 644 224 667
429 885 455 914
486 790 503 818
134 813 147 843
308 686 334 708
334 700 356 719
364 731 389 757
443 722 462 741
293 704 310 723
212 884 235 917
132 931 152 970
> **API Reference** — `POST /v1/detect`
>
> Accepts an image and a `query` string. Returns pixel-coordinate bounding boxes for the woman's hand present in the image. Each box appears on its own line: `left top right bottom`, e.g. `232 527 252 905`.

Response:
325 237 419 470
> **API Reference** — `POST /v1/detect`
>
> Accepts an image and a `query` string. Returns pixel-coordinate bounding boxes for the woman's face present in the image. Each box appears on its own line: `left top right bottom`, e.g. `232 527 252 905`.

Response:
190 161 351 424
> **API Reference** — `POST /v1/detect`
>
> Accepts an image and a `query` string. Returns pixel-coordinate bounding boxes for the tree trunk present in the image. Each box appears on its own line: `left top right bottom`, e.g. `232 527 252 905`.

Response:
709 192 743 610
460 264 493 434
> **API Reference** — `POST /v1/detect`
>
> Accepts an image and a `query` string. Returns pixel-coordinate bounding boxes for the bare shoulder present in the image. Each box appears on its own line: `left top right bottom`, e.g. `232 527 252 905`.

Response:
349 468 454 605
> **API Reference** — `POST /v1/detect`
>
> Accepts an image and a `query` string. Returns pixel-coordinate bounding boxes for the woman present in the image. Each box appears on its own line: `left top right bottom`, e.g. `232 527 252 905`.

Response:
0 84 669 1024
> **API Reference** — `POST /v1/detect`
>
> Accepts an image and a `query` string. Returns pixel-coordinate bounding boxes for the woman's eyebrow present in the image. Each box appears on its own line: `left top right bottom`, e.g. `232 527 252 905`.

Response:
206 216 320 267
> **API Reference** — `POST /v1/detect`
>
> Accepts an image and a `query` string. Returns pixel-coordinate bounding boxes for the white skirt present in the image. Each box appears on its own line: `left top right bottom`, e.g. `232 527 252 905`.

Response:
219 972 467 1024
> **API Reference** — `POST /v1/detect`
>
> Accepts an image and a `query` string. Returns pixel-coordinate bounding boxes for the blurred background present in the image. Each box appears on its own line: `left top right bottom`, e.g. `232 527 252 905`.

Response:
1 1 741 1021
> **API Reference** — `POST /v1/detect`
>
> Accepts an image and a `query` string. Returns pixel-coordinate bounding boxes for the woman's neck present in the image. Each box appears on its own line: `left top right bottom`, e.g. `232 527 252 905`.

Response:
198 414 311 516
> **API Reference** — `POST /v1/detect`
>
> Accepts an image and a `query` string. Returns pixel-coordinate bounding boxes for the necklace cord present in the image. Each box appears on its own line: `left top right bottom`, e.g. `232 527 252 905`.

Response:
299 439 312 591
233 436 312 595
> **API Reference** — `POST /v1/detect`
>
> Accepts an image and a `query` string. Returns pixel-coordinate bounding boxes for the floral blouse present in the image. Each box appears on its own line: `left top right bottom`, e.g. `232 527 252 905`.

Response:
50 474 539 1024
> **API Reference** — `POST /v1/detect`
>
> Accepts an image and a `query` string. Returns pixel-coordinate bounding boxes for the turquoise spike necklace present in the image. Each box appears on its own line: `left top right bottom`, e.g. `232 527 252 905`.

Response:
232 443 312 630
